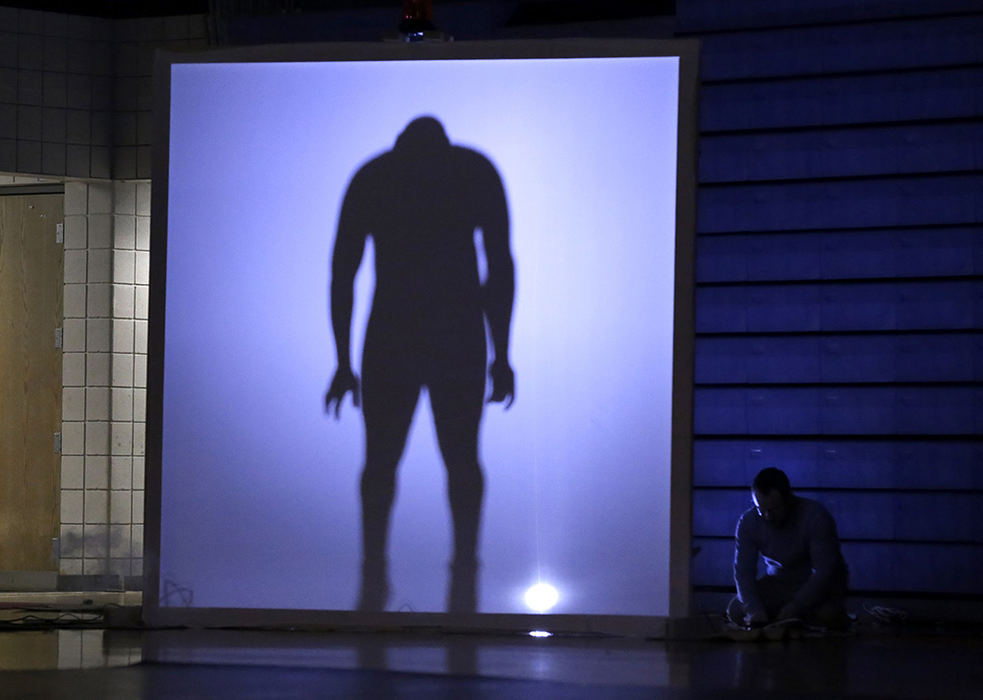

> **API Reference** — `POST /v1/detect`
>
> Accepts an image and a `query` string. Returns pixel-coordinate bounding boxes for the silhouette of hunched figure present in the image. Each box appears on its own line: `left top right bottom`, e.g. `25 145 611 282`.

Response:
325 117 515 613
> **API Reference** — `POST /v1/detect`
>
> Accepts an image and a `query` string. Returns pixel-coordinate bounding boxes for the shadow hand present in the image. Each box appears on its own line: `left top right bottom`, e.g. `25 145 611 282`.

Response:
487 360 515 409
325 367 361 418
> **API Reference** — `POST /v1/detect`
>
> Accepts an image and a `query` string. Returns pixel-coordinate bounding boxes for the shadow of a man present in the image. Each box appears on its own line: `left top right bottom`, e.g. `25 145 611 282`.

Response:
325 116 515 613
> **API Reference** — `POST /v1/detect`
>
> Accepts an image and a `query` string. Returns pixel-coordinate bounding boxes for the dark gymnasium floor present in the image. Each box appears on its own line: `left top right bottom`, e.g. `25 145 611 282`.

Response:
1 596 981 699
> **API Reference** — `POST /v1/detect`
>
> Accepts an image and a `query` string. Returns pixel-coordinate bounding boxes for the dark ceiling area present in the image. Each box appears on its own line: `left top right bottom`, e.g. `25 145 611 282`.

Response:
3 0 675 24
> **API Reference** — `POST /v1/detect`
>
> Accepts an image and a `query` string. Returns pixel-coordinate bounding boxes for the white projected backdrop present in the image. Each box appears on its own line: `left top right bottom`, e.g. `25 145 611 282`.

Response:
161 57 679 615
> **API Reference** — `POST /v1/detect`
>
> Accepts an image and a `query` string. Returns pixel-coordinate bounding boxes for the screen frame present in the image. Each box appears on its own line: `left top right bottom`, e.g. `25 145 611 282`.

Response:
144 38 700 634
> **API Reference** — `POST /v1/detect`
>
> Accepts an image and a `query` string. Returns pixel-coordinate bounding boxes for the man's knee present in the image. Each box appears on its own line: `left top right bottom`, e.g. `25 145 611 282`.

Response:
445 460 483 492
361 459 399 492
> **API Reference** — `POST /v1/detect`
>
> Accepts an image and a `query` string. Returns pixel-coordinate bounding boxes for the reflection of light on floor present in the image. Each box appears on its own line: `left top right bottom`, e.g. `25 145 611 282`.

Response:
528 630 552 638
523 582 559 613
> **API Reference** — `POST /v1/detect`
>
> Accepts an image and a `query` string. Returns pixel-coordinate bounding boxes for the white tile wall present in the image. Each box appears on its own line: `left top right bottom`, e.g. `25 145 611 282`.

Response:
2 6 207 579
84 455 108 489
85 282 110 317
84 532 109 564
110 456 132 489
87 183 111 213
64 214 86 247
84 491 107 524
85 386 109 420
60 524 83 557
114 180 135 213
112 318 133 352
64 250 86 283
135 215 149 249
87 248 111 282
84 420 108 455
64 284 86 317
133 319 147 353
134 250 149 284
60 490 83 524
62 387 84 420
63 318 85 349
112 284 134 318
83 558 106 575
60 558 83 576
61 457 84 490
64 182 87 214
111 387 132 421
110 492 131 524
62 352 85 385
133 285 148 318
132 389 145 421
85 352 109 385
135 181 150 215
133 353 146 388
132 457 144 490
110 524 130 556
61 421 84 454
111 353 133 387
114 214 134 248
56 178 157 578
88 213 111 248
111 421 132 455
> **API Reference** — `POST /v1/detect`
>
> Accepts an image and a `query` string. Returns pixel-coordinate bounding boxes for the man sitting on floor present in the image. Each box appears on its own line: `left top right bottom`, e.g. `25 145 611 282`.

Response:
727 467 850 629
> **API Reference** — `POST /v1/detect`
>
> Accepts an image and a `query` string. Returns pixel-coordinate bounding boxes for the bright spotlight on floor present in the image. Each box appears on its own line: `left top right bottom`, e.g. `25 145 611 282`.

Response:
528 630 553 638
524 582 559 613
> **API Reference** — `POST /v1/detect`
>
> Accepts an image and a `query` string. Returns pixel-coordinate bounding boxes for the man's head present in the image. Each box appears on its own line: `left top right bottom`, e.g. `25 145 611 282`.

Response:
751 467 793 525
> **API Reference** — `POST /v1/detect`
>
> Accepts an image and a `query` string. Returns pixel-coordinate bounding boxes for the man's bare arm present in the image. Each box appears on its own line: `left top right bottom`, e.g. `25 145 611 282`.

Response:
326 173 369 418
479 166 514 407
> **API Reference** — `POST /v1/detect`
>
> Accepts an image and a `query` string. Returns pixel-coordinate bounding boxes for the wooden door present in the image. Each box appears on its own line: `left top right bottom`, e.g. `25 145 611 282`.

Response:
0 193 63 572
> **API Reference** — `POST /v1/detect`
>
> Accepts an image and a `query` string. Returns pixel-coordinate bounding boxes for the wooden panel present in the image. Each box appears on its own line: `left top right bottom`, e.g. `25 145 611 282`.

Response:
697 174 983 234
697 227 983 283
0 194 63 572
696 280 983 333
696 333 983 383
698 15 983 81
0 632 58 671
677 0 982 34
700 66 983 133
693 439 983 490
693 386 983 435
699 123 983 183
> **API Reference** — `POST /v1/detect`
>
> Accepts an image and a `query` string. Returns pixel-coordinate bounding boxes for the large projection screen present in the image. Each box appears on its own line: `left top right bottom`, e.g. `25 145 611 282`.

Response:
145 39 698 631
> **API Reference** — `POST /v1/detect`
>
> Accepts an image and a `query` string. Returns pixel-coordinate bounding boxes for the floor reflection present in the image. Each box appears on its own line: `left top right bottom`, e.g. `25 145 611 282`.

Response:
0 629 142 671
143 629 672 686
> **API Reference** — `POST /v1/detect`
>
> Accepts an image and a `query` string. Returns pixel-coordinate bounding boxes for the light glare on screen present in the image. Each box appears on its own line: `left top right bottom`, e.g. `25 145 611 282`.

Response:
524 582 560 613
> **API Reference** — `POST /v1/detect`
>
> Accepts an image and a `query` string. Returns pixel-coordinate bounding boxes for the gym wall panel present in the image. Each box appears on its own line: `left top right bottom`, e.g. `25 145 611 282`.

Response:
696 334 983 384
699 122 983 183
700 67 983 132
692 537 983 595
677 0 983 34
697 228 983 282
693 439 983 490
698 15 983 81
693 490 983 541
697 175 983 234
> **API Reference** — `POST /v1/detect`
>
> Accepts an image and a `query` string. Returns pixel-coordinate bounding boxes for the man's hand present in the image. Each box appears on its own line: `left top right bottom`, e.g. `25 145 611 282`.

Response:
744 609 769 628
487 359 515 409
325 367 360 418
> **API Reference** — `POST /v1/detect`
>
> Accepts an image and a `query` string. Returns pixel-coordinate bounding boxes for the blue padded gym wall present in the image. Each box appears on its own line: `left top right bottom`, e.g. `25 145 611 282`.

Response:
677 0 983 610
